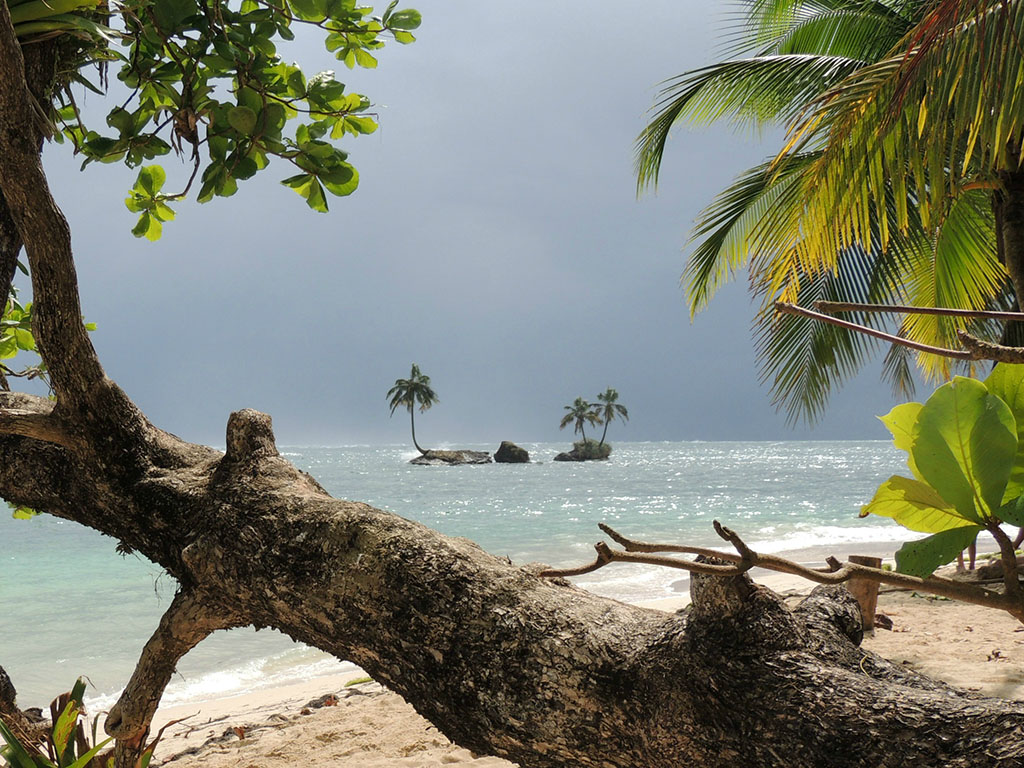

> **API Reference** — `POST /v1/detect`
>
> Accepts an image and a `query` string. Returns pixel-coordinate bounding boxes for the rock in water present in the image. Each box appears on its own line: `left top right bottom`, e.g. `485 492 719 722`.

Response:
493 441 529 463
410 449 492 466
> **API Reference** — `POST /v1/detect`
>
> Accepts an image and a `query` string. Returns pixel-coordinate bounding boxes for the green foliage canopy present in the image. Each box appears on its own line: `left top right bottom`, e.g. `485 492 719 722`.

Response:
16 0 421 239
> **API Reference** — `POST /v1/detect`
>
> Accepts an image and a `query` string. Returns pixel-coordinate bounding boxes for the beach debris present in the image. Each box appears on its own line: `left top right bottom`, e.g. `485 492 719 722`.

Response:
873 613 894 631
987 649 1006 662
305 693 340 709
232 726 247 740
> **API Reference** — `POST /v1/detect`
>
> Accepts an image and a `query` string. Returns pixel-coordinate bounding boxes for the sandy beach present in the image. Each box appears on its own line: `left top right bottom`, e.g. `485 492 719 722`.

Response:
137 564 1024 768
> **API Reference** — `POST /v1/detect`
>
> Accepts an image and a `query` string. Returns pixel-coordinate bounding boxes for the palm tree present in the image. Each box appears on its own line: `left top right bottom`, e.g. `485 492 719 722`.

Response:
635 0 1011 422
387 363 438 455
559 397 601 442
595 388 628 447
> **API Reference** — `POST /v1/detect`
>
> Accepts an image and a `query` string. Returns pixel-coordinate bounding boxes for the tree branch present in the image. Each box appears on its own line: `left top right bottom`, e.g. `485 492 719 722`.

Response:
541 523 1024 621
105 590 240 768
814 300 1024 322
957 330 1024 363
0 393 75 446
775 302 977 360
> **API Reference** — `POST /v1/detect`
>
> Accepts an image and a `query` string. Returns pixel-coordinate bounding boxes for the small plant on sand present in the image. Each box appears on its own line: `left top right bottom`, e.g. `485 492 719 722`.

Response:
0 678 111 768
861 364 1024 578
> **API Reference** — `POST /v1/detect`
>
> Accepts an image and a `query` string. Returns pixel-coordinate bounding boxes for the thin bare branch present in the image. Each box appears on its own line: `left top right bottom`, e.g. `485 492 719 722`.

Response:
814 301 1024 322
542 523 1024 622
775 302 976 360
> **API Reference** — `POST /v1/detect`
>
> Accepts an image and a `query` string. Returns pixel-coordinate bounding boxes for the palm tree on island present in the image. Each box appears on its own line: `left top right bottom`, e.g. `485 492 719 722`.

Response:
556 396 608 462
387 363 438 455
560 396 600 441
595 387 628 447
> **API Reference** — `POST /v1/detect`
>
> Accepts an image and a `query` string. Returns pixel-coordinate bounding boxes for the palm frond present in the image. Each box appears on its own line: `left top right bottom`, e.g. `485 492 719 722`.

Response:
685 151 819 314
635 55 863 192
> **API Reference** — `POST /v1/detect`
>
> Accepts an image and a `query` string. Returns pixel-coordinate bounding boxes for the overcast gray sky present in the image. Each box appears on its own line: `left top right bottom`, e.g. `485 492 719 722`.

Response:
36 0 905 447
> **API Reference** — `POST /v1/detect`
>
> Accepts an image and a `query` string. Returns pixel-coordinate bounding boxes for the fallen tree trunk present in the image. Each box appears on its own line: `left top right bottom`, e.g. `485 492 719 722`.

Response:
4 410 1024 767
3 6 1024 768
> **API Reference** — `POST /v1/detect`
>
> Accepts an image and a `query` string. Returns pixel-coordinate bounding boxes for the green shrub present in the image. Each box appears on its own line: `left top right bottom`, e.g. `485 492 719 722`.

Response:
573 439 611 460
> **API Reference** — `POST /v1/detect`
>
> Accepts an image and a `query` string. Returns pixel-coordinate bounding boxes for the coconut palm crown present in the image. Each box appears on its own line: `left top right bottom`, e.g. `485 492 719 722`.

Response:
635 0 1013 423
387 363 438 455
595 388 628 447
560 397 601 442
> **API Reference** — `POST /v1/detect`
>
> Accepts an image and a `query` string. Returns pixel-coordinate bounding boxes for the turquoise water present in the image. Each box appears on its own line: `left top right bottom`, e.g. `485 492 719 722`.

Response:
1 441 912 709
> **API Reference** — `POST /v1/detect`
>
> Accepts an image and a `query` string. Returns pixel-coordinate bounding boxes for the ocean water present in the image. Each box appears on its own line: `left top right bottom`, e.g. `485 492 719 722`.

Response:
1 440 917 710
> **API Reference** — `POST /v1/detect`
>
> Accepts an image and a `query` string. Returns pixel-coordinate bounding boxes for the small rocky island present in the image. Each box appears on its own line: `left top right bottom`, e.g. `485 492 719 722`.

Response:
553 439 611 462
410 449 492 466
493 441 529 463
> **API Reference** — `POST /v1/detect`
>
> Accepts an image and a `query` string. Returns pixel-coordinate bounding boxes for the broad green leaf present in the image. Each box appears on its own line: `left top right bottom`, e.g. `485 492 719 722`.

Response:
0 334 17 359
911 377 1016 522
998 495 1024 528
353 48 378 69
135 165 166 196
322 165 358 196
985 364 1024 503
860 474 974 533
895 525 983 578
227 106 258 135
879 401 923 479
13 328 34 351
11 506 38 519
387 8 421 29
131 212 162 241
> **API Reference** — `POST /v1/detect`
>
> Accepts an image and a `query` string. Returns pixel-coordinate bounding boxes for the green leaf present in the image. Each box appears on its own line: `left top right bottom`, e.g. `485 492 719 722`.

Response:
387 8 421 29
895 526 983 578
859 474 974 533
306 179 328 212
985 364 1024 503
134 165 166 196
65 738 113 768
0 717 40 768
228 106 258 135
11 507 38 520
320 164 358 196
998 495 1024 528
51 700 78 762
353 48 378 69
911 377 1017 523
131 212 162 241
879 401 923 480
13 328 34 351
0 334 17 360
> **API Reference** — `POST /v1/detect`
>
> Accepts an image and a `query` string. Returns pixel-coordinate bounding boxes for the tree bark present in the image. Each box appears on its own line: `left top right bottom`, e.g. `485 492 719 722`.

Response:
4 11 1024 768
995 155 1024 303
